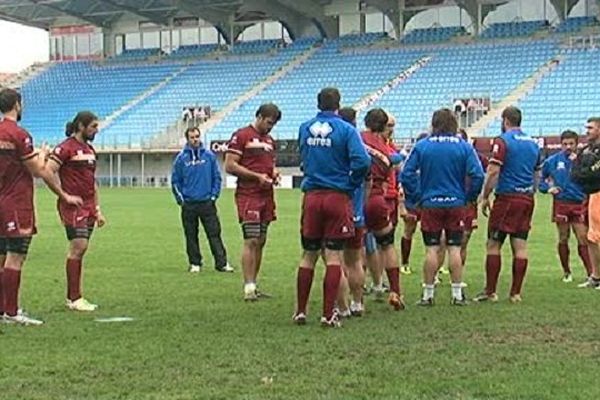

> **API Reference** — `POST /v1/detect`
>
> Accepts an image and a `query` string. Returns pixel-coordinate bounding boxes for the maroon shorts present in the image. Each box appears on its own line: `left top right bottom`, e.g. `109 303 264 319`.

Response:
421 207 465 234
235 192 276 224
552 200 587 225
0 207 36 237
345 226 366 250
301 190 354 240
489 194 534 235
385 198 398 227
59 201 97 228
365 195 394 231
464 203 478 230
402 207 421 223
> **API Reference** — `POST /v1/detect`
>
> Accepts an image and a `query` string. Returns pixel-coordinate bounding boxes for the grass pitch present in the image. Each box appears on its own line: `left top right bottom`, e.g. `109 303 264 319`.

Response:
1 188 599 400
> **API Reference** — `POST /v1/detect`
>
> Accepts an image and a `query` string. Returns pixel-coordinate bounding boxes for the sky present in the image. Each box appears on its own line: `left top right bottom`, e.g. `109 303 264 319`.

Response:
0 20 49 73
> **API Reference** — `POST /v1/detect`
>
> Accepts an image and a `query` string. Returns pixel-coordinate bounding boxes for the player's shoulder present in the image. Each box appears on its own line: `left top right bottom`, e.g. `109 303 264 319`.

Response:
231 125 253 139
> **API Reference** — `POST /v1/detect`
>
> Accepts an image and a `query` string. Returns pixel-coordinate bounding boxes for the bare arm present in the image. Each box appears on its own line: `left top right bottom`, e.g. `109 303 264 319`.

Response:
24 156 82 206
480 163 500 217
95 182 106 227
224 153 272 185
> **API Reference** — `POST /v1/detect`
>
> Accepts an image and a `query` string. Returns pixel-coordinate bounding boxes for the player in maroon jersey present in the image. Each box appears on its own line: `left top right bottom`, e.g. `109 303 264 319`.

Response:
362 108 405 311
0 88 82 325
224 104 281 301
47 111 105 312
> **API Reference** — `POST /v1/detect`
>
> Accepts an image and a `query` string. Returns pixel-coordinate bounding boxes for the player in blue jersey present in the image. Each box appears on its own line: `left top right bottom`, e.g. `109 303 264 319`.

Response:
401 109 484 306
293 88 371 327
474 107 541 303
540 130 593 282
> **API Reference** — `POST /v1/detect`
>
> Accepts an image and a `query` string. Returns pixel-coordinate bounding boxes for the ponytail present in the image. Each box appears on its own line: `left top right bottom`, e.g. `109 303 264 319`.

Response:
65 121 75 137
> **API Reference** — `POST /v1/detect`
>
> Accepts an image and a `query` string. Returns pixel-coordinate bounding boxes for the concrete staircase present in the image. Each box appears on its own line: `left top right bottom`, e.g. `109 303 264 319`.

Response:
146 45 321 148
353 55 432 112
4 62 51 88
467 55 563 136
100 65 190 130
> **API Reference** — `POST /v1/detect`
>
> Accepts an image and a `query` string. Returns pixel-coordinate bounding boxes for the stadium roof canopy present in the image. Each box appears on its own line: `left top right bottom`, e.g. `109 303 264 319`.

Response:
0 0 583 39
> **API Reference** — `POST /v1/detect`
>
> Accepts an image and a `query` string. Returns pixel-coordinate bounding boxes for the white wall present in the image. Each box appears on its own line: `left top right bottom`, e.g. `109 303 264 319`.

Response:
483 0 559 24
405 6 472 32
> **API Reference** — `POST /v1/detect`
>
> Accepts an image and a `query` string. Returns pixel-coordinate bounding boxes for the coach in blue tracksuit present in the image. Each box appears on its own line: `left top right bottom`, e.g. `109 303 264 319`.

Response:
171 127 232 273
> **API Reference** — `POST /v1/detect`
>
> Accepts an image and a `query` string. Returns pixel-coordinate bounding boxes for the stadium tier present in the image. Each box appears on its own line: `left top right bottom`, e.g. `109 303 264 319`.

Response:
480 20 549 39
554 16 599 34
485 47 600 136
21 62 182 144
209 40 423 140
18 34 600 146
99 39 315 146
401 26 465 44
370 40 558 135
167 43 220 59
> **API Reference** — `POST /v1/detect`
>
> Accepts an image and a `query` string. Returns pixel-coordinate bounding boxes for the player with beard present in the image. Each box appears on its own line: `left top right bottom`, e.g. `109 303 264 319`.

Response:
47 111 105 311
0 88 82 324
225 104 281 301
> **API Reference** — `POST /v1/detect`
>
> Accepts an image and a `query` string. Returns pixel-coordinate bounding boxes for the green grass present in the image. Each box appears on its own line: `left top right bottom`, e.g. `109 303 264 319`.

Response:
1 188 599 400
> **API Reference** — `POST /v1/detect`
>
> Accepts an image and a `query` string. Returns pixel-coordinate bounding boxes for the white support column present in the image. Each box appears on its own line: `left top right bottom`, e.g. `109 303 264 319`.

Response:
141 153 145 188
109 153 114 188
117 153 122 188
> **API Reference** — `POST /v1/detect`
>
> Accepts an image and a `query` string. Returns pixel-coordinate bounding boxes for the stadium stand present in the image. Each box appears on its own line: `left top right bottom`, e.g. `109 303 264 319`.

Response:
373 40 558 136
402 26 465 44
554 16 599 34
115 48 162 60
484 47 600 136
167 43 220 59
480 20 549 39
208 39 423 140
231 38 283 54
98 39 316 146
21 62 182 144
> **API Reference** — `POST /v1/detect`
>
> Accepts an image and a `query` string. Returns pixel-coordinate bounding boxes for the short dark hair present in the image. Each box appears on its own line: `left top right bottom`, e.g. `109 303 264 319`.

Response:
502 106 522 127
431 108 458 134
317 87 341 112
364 108 388 133
338 107 357 126
0 88 21 114
587 117 600 126
255 103 281 122
185 127 201 140
457 128 468 141
65 111 98 137
560 129 578 142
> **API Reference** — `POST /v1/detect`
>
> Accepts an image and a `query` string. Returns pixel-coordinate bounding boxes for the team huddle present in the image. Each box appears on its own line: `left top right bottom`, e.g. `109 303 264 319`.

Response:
2 85 600 328
221 87 600 328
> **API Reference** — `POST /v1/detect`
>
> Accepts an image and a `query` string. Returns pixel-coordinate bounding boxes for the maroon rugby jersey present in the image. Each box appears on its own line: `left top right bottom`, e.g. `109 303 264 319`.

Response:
50 137 97 203
227 125 275 196
361 130 393 195
0 118 36 211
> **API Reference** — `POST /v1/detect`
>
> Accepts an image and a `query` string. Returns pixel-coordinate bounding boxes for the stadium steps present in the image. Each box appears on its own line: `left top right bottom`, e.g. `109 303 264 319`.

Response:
5 62 50 89
353 55 433 112
468 55 563 137
147 44 321 148
100 64 189 130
